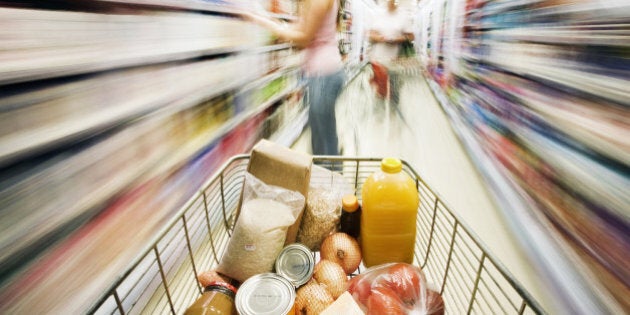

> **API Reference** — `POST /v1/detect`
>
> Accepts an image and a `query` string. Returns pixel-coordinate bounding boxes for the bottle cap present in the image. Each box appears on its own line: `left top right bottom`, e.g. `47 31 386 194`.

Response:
381 157 402 173
342 195 359 212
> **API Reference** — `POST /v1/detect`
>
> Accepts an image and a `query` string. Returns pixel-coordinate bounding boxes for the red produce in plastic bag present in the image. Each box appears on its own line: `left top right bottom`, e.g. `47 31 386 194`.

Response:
348 263 444 315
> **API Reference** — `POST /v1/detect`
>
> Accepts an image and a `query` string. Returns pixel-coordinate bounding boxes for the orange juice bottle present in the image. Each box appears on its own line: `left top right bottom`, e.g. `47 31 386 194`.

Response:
360 158 419 267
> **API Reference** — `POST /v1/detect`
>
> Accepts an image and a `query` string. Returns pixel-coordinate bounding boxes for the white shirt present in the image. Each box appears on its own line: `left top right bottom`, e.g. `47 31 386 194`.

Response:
369 6 414 63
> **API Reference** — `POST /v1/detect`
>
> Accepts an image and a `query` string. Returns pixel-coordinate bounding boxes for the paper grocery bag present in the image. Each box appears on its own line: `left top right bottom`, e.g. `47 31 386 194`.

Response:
238 139 312 245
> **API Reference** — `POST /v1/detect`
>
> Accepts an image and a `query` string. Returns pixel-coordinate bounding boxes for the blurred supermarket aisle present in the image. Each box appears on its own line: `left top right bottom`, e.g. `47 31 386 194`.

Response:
293 68 552 311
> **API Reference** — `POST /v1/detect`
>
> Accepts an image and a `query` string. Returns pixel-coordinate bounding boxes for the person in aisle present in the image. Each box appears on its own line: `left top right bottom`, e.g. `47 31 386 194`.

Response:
368 0 415 109
241 0 345 156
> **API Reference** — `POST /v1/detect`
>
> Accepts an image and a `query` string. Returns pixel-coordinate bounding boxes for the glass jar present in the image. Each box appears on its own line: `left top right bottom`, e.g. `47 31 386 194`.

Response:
184 282 237 315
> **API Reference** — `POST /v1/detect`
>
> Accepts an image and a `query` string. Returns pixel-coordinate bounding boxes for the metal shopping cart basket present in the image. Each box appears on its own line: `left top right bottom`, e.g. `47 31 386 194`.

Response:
90 155 546 315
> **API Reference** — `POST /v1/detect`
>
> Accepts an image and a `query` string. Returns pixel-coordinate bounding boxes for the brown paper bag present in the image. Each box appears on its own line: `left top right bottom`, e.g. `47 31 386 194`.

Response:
238 139 312 245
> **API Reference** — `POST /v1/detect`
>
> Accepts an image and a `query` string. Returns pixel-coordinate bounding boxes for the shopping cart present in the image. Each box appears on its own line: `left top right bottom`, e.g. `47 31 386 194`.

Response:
90 156 546 315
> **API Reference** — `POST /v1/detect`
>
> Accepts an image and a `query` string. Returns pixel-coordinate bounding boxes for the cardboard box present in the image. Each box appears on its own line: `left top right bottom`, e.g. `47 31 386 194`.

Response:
243 139 312 245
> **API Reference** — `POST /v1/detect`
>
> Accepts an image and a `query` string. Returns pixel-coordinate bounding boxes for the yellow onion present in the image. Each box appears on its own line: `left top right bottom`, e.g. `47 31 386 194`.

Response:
320 232 362 274
295 280 334 315
313 260 348 299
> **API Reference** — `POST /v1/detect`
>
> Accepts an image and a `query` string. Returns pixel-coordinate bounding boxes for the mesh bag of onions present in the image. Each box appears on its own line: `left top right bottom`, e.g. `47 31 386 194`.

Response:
347 263 445 315
296 165 353 251
217 172 305 283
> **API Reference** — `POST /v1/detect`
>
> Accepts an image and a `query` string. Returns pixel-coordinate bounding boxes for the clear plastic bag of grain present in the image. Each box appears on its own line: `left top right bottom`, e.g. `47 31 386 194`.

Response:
217 172 305 283
297 166 352 251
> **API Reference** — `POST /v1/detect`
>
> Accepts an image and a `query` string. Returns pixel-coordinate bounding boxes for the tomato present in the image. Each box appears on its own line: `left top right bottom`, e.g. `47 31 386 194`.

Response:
366 286 406 315
425 290 445 315
348 275 372 306
377 263 425 305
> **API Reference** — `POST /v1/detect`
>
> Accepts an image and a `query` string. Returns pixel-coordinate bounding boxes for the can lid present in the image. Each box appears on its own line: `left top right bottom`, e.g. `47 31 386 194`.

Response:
235 273 296 315
275 243 314 287
381 157 402 173
342 195 359 212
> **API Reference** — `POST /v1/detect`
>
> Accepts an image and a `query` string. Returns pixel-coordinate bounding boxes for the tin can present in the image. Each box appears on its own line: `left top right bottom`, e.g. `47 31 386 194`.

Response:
274 243 314 287
235 273 295 315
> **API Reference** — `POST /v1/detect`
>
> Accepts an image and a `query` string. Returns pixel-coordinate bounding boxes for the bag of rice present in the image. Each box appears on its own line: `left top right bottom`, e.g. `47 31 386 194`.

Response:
297 165 353 251
217 172 304 283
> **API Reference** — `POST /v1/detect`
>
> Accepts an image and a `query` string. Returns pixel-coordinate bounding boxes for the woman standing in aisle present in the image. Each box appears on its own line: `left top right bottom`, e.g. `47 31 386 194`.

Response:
242 0 345 156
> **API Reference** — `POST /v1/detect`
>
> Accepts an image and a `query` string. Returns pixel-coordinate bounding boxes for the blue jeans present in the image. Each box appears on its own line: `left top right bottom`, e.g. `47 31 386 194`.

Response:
307 70 345 155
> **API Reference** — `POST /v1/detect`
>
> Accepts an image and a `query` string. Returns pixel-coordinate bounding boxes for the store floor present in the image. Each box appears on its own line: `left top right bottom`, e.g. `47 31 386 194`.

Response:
292 69 553 312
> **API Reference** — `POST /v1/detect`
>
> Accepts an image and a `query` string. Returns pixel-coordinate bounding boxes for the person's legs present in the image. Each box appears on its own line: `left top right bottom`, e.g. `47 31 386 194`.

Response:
308 70 345 156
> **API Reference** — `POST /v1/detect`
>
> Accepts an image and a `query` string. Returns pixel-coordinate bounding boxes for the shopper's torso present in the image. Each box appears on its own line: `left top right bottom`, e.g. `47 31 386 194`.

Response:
370 7 410 63
304 0 343 77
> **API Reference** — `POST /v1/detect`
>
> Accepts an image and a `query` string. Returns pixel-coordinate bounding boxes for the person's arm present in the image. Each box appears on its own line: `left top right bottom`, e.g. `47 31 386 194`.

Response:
385 34 409 44
369 30 386 43
243 0 334 47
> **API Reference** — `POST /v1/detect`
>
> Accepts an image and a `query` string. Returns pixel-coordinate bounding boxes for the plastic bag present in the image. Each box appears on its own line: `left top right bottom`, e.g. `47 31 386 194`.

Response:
348 263 444 315
217 172 305 282
296 165 353 251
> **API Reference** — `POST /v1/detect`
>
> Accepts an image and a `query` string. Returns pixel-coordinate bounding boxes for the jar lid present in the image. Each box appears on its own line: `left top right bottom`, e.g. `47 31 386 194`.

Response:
342 195 359 212
381 157 402 173
235 273 296 315
205 281 237 296
275 243 314 287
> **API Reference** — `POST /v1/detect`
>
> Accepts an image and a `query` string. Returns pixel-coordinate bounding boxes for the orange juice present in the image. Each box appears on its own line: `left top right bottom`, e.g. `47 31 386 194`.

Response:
360 158 419 267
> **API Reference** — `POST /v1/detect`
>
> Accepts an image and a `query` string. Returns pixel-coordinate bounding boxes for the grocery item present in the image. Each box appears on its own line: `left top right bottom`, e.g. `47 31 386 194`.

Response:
320 232 362 274
320 291 365 315
244 139 313 245
340 194 361 238
184 282 237 315
296 187 342 251
297 164 352 251
275 243 315 287
295 280 334 315
235 273 296 315
197 270 238 288
217 173 305 282
360 158 419 267
347 263 443 315
425 290 445 315
312 260 348 299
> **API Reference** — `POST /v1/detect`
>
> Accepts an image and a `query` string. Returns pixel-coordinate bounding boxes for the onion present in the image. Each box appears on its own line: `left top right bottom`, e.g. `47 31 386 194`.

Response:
313 260 348 299
320 232 362 274
295 280 334 315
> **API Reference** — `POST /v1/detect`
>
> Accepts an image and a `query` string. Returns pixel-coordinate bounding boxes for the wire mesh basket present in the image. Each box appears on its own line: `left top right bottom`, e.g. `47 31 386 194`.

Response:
90 155 545 315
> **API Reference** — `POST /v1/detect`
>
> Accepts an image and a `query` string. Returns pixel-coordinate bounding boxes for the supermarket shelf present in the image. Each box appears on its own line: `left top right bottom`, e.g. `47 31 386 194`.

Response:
462 53 629 106
248 43 293 54
485 25 630 47
469 69 630 166
478 0 542 17
0 55 264 168
426 79 612 315
270 108 308 147
528 1 630 22
146 82 306 179
0 8 273 85
239 66 300 93
0 80 305 278
91 0 299 20
93 0 248 14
